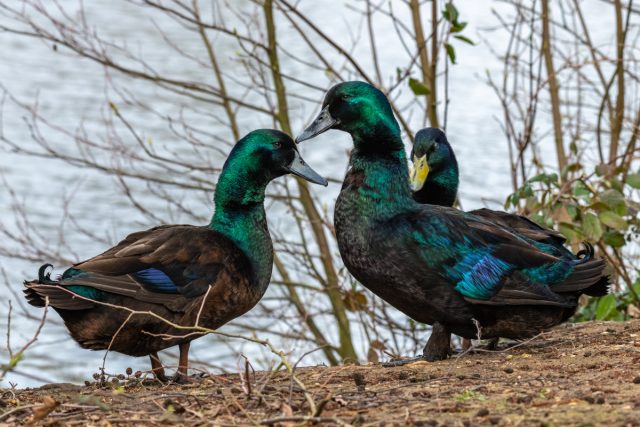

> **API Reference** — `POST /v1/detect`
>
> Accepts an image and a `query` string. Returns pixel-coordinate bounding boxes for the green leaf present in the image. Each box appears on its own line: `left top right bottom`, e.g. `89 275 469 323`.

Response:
582 213 603 241
528 172 557 185
451 21 467 33
572 181 590 198
627 173 640 189
408 78 430 96
442 3 459 22
453 34 474 45
567 162 583 173
445 43 456 64
599 189 626 215
610 177 624 192
558 223 578 243
595 294 618 320
599 211 628 230
603 231 625 247
519 184 534 198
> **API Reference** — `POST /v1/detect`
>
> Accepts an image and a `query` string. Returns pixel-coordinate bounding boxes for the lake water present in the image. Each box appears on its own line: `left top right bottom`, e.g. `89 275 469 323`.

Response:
0 0 617 386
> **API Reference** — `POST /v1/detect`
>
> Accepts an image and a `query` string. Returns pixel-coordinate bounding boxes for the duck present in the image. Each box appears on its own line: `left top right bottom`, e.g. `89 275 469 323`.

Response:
24 129 327 381
409 127 591 352
296 81 609 362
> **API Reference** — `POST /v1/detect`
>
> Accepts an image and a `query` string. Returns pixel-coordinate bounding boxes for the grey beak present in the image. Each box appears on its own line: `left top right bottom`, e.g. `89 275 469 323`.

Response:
295 105 338 143
285 149 328 186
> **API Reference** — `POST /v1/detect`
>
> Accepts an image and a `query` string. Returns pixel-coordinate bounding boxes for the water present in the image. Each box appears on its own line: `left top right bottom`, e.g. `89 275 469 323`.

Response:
0 0 619 386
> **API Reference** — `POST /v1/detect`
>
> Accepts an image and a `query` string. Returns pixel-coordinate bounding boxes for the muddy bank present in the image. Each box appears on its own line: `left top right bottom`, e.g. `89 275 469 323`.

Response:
2 320 640 426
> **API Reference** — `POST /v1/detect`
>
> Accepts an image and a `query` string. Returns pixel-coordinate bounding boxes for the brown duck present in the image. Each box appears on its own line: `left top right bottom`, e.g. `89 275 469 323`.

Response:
24 129 327 381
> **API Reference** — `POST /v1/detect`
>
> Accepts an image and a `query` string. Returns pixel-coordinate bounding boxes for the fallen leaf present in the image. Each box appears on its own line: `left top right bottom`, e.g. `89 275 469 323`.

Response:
27 396 59 424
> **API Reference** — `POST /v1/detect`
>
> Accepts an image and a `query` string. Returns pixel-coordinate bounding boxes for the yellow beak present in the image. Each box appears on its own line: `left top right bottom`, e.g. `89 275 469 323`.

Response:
409 154 429 192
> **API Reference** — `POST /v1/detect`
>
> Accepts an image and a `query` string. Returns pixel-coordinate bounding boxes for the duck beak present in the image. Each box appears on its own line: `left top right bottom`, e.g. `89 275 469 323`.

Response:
285 149 328 186
295 106 338 143
409 154 429 192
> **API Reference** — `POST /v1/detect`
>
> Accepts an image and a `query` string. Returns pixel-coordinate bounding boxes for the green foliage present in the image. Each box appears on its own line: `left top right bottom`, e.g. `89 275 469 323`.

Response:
507 165 640 322
441 2 474 65
454 389 487 402
409 78 430 96
574 277 640 322
506 166 639 250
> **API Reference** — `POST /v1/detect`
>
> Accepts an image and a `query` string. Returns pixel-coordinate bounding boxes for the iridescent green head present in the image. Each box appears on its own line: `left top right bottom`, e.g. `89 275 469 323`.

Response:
215 129 327 208
296 81 401 151
409 128 459 206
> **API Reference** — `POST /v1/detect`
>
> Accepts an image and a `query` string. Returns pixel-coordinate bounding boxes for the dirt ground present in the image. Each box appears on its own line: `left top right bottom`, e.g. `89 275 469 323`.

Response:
2 320 640 426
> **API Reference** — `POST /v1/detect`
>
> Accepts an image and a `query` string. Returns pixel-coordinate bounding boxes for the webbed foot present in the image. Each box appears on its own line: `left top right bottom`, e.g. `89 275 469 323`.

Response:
381 356 425 367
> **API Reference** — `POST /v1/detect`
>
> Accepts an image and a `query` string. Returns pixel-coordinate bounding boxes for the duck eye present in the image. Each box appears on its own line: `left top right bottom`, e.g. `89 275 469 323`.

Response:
273 141 282 149
340 94 350 101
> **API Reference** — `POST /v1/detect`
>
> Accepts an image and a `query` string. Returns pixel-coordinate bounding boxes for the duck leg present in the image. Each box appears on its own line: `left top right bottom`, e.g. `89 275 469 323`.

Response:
172 342 191 384
382 322 452 367
149 352 168 382
423 322 452 361
485 337 499 351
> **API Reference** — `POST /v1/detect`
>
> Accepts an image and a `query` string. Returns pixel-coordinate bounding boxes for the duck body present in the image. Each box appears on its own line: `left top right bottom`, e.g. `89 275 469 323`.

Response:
298 82 609 360
26 224 267 357
24 129 327 379
336 148 582 342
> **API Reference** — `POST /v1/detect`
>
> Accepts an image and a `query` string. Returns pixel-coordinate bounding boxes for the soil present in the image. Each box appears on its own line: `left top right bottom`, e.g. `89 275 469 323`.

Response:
2 320 640 426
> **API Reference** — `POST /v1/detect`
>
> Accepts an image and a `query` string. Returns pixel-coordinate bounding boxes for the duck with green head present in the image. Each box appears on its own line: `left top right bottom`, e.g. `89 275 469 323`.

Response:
409 127 576 261
297 81 609 362
24 129 327 381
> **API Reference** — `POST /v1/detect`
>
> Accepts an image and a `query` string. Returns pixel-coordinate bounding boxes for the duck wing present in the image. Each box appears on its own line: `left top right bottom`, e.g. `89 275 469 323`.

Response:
470 208 571 257
26 225 248 310
375 205 606 307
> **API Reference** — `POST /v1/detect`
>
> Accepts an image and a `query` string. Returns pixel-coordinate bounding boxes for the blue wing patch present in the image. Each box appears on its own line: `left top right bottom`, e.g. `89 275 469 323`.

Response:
133 268 179 294
445 250 512 300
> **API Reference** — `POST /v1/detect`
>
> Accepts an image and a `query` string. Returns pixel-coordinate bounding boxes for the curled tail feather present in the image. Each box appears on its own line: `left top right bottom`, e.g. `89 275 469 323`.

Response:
24 264 95 310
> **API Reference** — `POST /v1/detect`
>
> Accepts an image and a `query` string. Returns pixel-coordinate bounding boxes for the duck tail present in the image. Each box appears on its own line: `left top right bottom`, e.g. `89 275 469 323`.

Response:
582 275 611 297
23 264 56 307
573 243 609 297
575 242 593 263
38 264 58 285
24 264 94 310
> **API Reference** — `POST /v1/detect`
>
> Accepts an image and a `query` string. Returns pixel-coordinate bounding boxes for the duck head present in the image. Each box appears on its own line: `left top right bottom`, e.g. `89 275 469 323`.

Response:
296 81 401 150
223 129 327 189
409 128 459 206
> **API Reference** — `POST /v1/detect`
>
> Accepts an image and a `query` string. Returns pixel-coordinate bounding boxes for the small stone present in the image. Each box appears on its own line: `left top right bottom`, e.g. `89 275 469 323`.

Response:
476 408 490 417
353 372 366 391
126 367 133 376
633 376 640 384
504 368 514 374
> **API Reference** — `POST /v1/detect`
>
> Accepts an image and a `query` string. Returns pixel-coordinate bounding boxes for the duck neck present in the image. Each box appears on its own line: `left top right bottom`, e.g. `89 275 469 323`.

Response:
347 124 414 214
209 166 273 289
414 168 459 207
